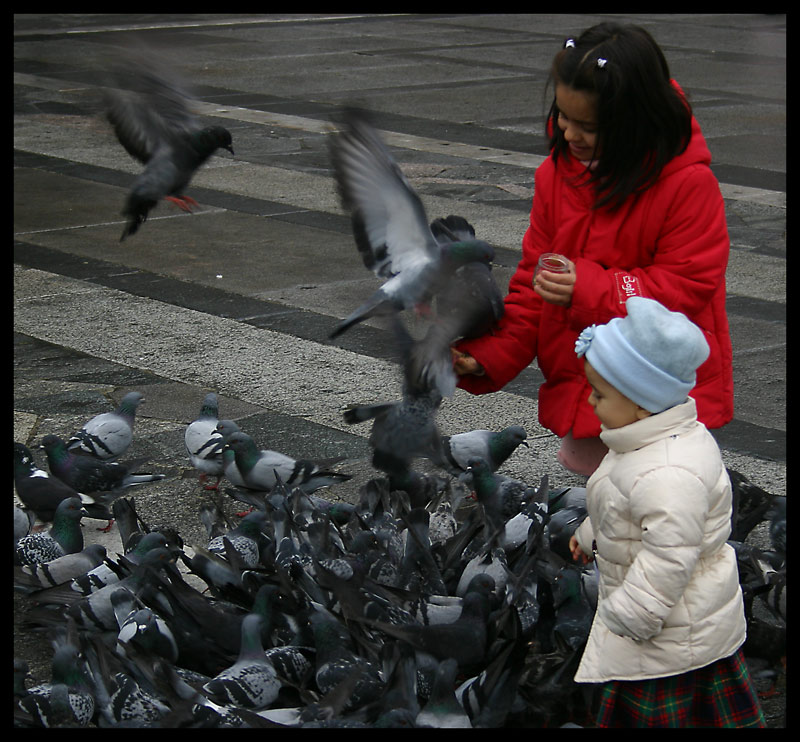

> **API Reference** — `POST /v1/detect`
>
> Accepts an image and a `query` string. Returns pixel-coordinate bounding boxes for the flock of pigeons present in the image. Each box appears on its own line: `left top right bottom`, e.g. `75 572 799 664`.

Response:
14 59 786 728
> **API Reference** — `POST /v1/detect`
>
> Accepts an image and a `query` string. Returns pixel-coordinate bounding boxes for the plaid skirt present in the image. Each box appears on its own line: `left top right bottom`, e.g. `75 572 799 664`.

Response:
595 649 766 728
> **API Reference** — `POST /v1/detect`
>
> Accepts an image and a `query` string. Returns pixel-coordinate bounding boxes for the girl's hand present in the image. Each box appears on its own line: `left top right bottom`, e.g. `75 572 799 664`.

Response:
569 534 593 564
451 348 485 376
534 259 576 307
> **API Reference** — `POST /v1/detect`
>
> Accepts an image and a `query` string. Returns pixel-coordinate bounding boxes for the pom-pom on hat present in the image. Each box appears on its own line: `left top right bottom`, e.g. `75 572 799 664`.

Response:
575 297 710 413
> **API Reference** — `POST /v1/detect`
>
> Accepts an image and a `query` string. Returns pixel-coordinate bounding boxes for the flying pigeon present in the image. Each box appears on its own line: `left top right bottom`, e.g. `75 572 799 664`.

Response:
40 434 165 494
328 109 495 341
223 431 351 494
185 392 225 490
66 391 145 460
440 425 528 475
15 497 87 567
104 55 234 241
344 317 448 474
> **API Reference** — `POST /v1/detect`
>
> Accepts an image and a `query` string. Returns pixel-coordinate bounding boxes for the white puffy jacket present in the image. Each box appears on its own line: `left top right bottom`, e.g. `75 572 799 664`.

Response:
573 398 746 683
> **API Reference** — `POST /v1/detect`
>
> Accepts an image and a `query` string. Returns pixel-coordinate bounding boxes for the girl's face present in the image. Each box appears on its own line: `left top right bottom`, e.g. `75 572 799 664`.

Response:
584 360 651 429
555 83 600 161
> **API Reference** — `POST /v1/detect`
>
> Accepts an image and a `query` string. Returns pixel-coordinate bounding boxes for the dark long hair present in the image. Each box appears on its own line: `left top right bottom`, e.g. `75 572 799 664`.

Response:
547 22 692 210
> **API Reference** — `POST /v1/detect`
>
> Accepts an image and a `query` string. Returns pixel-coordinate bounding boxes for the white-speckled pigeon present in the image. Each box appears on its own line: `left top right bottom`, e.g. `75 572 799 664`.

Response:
15 642 95 728
15 497 87 567
202 614 281 709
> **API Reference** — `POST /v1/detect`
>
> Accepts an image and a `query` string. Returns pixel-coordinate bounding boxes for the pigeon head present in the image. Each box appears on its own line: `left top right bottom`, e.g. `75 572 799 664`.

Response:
442 239 495 268
204 125 234 155
54 496 89 521
40 434 68 458
14 442 36 472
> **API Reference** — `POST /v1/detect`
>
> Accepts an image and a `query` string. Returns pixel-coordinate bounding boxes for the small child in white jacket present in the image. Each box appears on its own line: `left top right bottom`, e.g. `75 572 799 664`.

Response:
568 297 765 728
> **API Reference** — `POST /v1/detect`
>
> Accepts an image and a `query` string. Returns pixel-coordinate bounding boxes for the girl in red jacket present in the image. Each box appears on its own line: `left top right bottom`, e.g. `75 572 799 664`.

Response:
452 22 733 476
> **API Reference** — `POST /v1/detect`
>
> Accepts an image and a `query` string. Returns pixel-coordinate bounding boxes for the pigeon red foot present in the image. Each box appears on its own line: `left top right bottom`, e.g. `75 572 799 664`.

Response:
165 195 199 212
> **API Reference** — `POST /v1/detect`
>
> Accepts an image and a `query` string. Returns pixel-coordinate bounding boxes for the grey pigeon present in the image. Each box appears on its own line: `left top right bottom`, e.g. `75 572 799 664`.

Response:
203 614 281 709
104 53 234 241
344 317 447 475
66 391 144 460
14 544 108 593
216 419 247 488
309 610 384 711
467 457 538 533
428 215 505 341
112 589 179 663
14 505 36 543
364 589 491 672
185 392 225 490
415 657 472 728
328 110 495 343
16 642 95 728
548 504 588 563
60 547 175 633
766 495 786 558
224 431 351 494
441 425 528 474
15 497 87 566
83 633 172 727
40 434 165 494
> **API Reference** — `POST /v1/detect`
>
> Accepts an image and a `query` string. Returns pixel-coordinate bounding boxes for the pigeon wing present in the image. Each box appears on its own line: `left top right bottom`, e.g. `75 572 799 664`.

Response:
331 111 439 282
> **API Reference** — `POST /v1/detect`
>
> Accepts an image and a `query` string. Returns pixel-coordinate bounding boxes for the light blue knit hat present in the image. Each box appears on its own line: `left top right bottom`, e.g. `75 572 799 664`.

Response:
574 297 710 413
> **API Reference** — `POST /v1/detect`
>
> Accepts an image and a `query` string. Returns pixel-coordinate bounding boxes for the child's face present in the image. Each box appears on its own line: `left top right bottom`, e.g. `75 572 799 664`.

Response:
555 83 600 161
584 360 651 429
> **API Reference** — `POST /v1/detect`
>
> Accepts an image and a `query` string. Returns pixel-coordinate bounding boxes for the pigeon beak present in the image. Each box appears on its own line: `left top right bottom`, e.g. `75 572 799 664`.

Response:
225 145 235 156
521 441 530 448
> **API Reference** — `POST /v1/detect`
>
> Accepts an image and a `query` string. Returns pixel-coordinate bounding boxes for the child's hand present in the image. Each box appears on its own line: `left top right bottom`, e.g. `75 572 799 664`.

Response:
569 534 593 564
534 260 576 307
451 348 485 376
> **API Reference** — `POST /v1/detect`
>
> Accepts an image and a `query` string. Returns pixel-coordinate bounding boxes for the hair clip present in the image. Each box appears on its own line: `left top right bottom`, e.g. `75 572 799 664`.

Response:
596 58 608 69
575 325 596 358
564 38 576 49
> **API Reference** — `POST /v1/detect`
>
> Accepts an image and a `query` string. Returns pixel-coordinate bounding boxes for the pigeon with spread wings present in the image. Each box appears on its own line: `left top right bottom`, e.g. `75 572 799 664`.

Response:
328 110 498 355
104 53 233 241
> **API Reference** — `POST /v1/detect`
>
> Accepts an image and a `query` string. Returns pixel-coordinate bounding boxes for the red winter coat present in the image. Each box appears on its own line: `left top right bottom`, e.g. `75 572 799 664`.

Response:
457 86 733 439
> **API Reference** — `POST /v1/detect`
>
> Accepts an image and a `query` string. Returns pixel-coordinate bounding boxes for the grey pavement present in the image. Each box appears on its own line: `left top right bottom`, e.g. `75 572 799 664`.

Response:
13 14 785 725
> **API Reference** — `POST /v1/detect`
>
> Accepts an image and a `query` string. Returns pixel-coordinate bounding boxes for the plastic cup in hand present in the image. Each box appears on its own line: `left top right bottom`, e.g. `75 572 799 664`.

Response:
534 253 570 282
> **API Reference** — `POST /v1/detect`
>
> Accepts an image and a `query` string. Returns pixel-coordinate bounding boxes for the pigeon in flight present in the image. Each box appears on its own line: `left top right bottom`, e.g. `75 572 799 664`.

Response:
328 110 496 343
104 55 234 241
